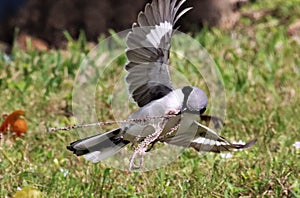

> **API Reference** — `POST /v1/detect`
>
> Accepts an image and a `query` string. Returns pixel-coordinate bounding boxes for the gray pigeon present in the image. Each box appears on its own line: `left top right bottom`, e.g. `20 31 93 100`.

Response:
67 0 256 167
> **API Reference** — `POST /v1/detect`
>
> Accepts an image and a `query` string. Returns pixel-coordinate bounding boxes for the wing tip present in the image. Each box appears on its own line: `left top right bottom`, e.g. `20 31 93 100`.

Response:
233 138 257 149
66 144 90 156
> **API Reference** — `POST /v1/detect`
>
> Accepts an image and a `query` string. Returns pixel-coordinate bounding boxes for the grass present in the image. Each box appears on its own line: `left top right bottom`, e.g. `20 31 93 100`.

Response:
1 0 300 197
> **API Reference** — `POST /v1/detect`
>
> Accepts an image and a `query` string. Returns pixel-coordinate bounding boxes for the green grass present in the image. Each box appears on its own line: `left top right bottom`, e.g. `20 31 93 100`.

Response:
1 0 300 197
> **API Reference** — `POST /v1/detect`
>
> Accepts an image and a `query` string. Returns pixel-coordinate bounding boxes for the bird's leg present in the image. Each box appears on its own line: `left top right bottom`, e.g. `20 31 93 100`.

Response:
145 112 180 151
159 122 181 141
129 118 168 171
129 128 163 171
129 152 142 170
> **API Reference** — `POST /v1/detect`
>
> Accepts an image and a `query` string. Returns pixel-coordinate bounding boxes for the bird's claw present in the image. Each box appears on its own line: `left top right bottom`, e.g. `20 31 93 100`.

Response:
129 151 144 171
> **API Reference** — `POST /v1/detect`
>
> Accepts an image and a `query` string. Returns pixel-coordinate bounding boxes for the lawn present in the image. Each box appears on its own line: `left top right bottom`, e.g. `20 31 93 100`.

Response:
0 0 300 197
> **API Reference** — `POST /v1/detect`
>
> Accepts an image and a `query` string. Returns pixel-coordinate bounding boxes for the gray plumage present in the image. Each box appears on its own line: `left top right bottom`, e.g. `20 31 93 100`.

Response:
67 0 256 165
125 0 192 107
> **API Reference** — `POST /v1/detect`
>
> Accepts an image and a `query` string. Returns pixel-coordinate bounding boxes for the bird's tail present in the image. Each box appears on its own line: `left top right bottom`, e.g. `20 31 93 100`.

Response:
67 128 129 163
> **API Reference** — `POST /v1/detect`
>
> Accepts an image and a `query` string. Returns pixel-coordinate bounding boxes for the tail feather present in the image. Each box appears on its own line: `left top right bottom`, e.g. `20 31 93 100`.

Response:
67 128 129 162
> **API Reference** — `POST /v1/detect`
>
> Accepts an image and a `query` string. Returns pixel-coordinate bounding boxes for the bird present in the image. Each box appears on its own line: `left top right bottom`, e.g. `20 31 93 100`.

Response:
67 0 256 170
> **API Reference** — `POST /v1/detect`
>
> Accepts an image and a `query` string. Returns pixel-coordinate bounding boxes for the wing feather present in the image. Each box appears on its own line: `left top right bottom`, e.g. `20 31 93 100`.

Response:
164 120 256 153
125 0 192 107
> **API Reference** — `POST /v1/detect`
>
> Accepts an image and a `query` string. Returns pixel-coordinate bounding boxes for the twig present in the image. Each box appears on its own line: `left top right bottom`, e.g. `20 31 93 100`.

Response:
48 115 177 132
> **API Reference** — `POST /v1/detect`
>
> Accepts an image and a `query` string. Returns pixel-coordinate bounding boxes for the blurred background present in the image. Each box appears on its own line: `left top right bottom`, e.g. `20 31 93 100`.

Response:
0 0 253 49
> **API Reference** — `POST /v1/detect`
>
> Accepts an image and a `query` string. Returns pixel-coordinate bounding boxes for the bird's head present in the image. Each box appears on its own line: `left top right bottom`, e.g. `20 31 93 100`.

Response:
181 86 208 115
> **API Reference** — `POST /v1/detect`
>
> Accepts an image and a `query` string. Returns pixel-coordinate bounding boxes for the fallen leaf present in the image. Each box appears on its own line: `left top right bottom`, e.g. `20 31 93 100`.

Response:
13 118 28 137
0 110 27 137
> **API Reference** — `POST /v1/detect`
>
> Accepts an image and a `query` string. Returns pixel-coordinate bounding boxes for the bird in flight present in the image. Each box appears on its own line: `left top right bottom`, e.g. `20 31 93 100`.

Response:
67 0 256 170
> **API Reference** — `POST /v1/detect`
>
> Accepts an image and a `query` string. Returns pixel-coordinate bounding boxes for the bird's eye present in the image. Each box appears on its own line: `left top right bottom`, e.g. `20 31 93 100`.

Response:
200 107 206 115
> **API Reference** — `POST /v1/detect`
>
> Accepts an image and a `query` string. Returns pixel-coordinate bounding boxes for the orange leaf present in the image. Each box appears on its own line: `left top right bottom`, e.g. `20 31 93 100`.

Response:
13 118 28 137
0 110 26 133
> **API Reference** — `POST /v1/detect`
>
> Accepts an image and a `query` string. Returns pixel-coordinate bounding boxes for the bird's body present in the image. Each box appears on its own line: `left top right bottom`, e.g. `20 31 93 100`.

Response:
67 0 256 169
68 87 206 162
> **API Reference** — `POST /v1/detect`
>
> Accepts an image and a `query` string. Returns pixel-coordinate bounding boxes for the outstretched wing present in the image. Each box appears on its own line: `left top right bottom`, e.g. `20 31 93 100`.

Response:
165 120 257 153
190 134 257 153
125 0 192 107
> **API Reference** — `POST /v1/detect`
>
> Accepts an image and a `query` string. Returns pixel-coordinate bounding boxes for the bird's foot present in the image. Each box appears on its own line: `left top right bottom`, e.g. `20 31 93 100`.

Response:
129 151 144 171
128 123 166 171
